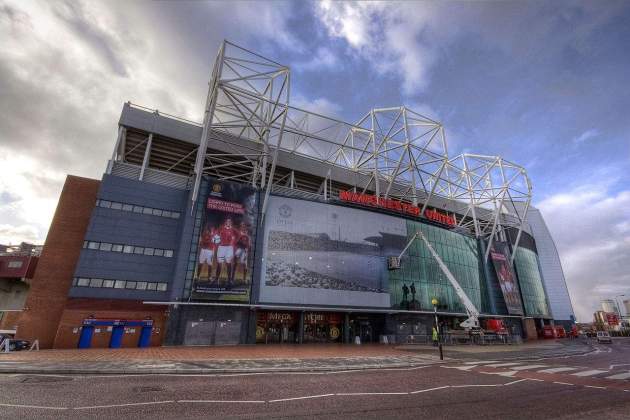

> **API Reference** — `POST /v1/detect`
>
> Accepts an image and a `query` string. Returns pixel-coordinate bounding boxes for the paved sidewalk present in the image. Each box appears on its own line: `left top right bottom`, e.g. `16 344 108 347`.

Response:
0 341 594 375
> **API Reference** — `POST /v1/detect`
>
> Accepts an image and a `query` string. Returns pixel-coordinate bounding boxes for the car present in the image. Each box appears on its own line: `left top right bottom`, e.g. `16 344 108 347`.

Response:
596 331 612 344
0 334 31 351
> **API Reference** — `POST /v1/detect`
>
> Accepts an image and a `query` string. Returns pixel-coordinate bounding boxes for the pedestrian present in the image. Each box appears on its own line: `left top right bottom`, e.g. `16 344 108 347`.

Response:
432 326 439 346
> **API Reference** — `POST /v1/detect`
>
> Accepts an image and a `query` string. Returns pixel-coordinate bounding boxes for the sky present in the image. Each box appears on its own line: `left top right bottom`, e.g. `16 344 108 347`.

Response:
1 0 629 322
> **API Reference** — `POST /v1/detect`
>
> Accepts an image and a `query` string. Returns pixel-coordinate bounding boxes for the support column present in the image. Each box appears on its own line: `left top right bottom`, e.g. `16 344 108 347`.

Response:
298 311 304 344
139 133 153 181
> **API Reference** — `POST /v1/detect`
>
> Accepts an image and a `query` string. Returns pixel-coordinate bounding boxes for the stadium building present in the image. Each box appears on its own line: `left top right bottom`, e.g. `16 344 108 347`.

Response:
13 41 572 348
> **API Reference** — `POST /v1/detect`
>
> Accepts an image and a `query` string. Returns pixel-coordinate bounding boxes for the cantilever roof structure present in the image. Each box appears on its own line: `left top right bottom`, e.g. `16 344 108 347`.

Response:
108 40 532 262
189 40 532 259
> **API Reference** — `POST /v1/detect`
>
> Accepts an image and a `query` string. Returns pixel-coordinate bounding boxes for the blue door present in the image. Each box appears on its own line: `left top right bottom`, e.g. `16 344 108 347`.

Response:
138 326 152 348
78 326 94 349
109 325 124 348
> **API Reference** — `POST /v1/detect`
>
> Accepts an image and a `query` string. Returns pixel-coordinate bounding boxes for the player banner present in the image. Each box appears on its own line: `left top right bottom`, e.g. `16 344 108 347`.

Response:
192 179 258 301
489 242 524 316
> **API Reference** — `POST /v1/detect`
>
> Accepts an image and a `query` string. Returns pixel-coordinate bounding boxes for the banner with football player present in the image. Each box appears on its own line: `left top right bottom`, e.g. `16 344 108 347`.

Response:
192 179 258 301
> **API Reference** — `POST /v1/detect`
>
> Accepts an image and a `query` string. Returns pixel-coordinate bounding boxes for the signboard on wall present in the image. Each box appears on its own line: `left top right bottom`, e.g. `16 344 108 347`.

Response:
606 312 619 326
191 179 258 302
489 242 524 316
260 196 407 308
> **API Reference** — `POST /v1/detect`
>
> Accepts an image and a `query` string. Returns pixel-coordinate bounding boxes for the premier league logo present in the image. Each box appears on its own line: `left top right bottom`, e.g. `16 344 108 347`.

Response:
278 204 292 218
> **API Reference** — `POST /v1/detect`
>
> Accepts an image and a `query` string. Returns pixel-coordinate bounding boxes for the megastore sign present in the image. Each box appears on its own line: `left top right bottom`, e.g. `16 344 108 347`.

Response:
338 191 456 227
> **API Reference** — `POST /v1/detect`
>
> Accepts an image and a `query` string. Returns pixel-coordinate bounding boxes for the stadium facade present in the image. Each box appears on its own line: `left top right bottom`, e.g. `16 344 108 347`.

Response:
13 42 573 348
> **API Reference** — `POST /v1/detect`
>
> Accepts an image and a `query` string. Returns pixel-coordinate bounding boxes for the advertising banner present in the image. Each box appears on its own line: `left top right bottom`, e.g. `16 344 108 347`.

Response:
192 179 258 302
260 196 407 307
606 312 619 326
489 242 524 316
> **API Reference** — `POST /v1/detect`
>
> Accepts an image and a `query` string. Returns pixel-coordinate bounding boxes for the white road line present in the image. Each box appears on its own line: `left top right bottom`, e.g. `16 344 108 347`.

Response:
609 363 630 370
485 362 522 368
605 372 630 380
336 392 408 396
441 365 478 371
269 394 335 403
178 400 265 404
73 400 175 410
584 385 607 390
451 384 501 388
0 403 67 410
480 370 517 377
463 361 499 365
571 370 609 377
538 367 579 374
504 379 530 386
509 365 548 371
409 386 451 394
553 381 574 386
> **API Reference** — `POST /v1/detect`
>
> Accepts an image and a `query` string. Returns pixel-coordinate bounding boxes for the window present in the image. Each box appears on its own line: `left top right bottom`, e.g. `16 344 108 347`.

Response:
110 202 122 210
143 207 153 215
125 281 137 289
123 245 134 254
152 208 163 216
136 281 147 290
133 247 145 255
157 283 168 291
102 279 115 288
72 278 78 286
172 212 180 219
77 278 90 287
133 205 143 213
89 278 103 288
7 260 23 268
122 204 133 212
111 244 123 253
87 241 100 250
83 241 88 249
114 280 125 289
146 282 157 291
153 249 164 257
164 250 174 258
99 242 112 252
162 210 172 218
143 248 155 256
100 200 112 208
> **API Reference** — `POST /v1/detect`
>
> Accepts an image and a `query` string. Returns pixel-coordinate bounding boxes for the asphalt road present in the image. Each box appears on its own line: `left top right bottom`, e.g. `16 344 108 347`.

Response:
0 339 628 419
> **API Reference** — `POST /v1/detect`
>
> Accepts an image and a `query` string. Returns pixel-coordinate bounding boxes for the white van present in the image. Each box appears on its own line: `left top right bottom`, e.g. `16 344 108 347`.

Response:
596 331 612 344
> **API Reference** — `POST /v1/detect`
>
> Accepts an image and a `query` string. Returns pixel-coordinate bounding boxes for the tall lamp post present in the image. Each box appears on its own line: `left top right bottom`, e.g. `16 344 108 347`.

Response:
431 298 443 360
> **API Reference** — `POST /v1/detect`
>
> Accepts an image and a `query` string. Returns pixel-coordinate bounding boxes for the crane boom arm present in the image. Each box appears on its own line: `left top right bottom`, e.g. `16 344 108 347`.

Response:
397 231 480 329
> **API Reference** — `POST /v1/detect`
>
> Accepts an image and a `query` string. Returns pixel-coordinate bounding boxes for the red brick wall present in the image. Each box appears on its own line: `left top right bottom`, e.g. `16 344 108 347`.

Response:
15 176 100 348
53 299 168 348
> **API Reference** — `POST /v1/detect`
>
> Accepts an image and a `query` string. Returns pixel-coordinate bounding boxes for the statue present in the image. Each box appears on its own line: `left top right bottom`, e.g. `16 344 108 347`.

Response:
410 283 416 302
402 283 410 308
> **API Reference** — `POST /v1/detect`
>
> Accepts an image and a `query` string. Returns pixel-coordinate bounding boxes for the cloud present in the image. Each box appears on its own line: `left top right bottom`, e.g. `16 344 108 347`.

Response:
572 128 599 144
536 182 630 321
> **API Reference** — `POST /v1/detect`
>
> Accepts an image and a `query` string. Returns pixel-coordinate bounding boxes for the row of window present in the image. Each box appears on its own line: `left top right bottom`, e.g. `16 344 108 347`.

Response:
82 241 174 258
73 277 168 291
96 199 181 219
7 260 23 268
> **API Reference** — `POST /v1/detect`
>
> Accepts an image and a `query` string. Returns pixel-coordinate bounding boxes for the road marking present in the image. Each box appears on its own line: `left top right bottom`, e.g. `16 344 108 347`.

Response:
504 379 529 386
538 367 579 374
553 382 574 386
178 400 265 404
463 361 499 365
410 386 451 394
509 365 548 371
584 385 607 390
452 384 501 388
0 403 67 410
609 363 630 370
336 392 409 396
480 370 517 377
605 372 630 380
440 365 478 371
571 370 609 377
73 400 174 410
485 362 522 368
269 394 335 403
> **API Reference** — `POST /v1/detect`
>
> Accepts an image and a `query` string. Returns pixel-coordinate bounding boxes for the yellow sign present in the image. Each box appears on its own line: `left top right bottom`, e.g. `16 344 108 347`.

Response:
329 326 340 340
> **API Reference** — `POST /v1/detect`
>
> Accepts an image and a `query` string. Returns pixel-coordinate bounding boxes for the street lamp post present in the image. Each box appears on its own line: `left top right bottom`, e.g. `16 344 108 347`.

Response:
431 298 443 360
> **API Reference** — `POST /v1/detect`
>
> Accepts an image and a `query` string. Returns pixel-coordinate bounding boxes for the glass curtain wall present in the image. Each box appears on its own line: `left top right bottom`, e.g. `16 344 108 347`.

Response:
513 247 550 318
389 221 484 313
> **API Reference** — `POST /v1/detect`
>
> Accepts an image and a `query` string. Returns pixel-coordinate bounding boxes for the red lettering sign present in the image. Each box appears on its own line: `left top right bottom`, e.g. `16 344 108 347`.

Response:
339 191 455 226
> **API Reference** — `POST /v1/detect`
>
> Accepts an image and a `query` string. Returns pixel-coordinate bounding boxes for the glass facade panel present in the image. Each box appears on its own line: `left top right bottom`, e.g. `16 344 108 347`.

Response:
514 247 550 318
388 221 483 313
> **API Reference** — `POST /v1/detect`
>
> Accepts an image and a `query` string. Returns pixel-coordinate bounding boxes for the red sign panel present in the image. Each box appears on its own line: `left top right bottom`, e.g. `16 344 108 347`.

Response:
338 191 456 226
606 312 619 326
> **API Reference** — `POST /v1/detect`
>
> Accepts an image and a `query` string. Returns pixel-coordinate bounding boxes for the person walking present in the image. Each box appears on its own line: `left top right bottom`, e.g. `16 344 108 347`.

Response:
432 326 439 346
